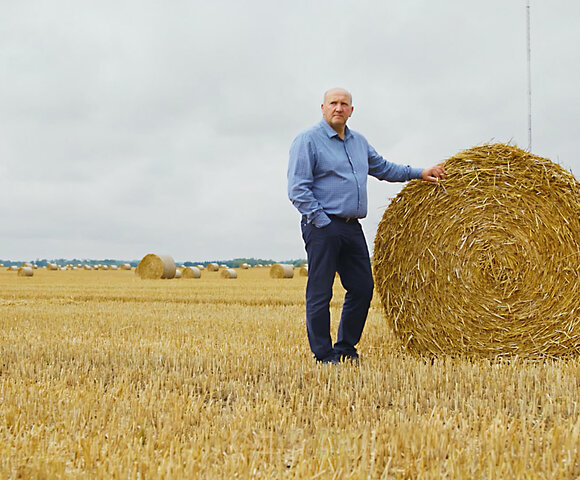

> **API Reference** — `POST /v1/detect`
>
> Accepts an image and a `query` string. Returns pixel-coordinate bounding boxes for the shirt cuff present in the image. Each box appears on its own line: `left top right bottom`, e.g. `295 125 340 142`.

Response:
310 210 331 228
409 167 423 180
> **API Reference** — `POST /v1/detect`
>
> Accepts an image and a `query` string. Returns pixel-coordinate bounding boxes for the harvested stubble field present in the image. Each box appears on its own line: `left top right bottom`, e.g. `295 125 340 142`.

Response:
1 268 580 479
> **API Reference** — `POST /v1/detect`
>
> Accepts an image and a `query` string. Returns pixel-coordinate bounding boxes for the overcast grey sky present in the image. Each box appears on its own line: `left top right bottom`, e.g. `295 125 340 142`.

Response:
1 1 578 262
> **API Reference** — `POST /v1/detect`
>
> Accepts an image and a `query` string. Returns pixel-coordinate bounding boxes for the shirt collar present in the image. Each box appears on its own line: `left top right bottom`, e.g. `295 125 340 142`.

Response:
319 119 352 140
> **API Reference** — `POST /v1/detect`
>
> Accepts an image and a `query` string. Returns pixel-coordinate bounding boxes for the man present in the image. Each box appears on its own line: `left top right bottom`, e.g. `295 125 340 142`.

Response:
288 88 446 364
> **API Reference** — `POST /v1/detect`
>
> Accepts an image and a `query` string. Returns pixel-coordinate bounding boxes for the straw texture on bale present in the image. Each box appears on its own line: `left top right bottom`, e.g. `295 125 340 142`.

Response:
136 254 176 279
181 266 201 278
220 268 237 279
373 143 580 358
17 266 34 277
270 263 295 279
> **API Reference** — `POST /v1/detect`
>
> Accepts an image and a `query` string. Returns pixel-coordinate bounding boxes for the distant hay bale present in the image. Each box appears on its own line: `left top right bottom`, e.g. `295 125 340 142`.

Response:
8 266 18 271
270 263 295 279
120 263 132 270
299 264 308 276
17 266 33 277
206 263 219 272
241 263 250 269
46 263 58 270
221 268 237 279
174 269 182 279
136 254 176 279
196 264 205 270
182 266 201 279
373 143 580 358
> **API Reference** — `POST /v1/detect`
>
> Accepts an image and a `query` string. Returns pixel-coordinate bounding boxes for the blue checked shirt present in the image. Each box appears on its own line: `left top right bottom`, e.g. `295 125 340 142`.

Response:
288 119 423 227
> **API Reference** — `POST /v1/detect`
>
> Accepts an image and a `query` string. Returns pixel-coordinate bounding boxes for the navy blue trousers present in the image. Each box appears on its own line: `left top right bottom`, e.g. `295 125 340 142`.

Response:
301 216 374 360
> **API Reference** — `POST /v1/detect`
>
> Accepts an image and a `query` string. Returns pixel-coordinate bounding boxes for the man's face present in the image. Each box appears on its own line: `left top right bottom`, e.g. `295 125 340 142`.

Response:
321 90 353 132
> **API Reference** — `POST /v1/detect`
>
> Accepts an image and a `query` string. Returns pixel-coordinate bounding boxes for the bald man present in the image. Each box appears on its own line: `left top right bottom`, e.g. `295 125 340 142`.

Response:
288 88 445 364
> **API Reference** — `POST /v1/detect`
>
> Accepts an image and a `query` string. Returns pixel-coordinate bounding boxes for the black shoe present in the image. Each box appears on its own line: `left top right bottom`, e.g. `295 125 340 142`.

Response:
316 352 341 364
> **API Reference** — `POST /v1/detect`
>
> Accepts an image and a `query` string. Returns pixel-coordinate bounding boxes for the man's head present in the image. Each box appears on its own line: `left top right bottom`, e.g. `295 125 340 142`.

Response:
321 88 353 135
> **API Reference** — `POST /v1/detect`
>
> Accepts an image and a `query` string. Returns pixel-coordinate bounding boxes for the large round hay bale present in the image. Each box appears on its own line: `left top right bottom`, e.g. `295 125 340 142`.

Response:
299 264 308 276
206 263 219 272
136 254 176 279
182 266 201 278
373 143 580 358
270 263 295 278
221 268 237 279
17 266 34 277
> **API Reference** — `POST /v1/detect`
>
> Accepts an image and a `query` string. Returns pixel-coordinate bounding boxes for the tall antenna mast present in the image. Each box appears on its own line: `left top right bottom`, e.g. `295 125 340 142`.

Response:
526 0 532 151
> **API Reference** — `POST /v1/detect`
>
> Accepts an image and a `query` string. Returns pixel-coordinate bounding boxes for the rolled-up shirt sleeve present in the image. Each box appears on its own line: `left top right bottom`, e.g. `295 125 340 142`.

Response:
288 134 331 227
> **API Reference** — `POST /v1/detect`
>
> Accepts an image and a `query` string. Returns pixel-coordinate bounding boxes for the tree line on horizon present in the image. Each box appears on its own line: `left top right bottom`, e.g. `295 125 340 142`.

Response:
1 257 307 268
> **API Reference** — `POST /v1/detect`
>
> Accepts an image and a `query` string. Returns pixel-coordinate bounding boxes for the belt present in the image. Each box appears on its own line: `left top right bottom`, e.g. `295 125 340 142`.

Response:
327 214 359 223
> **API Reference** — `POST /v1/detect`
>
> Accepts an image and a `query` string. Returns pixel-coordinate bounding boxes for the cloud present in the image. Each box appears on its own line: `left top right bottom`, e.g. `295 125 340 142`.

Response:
1 0 578 261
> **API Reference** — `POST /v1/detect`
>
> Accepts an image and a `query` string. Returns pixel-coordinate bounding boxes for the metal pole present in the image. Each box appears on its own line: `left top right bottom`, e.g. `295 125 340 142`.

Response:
526 0 532 151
